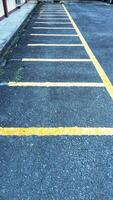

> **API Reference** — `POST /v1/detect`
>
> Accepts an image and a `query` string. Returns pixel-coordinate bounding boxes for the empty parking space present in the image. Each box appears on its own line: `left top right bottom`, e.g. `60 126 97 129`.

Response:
0 87 113 128
10 46 89 59
0 61 101 83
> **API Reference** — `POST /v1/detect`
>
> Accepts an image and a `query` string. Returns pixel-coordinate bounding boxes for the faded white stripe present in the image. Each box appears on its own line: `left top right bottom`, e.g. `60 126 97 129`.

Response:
32 27 73 29
6 82 104 87
22 58 91 62
30 34 77 37
27 44 83 47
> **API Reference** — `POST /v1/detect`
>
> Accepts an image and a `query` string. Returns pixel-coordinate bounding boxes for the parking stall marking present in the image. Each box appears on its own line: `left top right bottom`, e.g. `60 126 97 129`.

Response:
30 34 78 37
35 22 71 24
40 12 65 14
39 11 65 13
37 17 69 20
0 127 113 136
30 33 78 36
32 27 74 29
0 82 104 87
22 58 91 62
39 13 66 17
27 44 83 47
40 11 66 13
40 8 64 10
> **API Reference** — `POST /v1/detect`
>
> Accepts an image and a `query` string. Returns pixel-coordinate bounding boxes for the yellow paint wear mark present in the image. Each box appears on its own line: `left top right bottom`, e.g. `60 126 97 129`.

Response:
7 82 104 87
62 4 113 100
0 127 113 136
22 58 91 62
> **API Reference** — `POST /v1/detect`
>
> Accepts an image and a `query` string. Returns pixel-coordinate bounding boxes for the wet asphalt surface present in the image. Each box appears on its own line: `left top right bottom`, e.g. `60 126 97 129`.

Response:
0 2 113 199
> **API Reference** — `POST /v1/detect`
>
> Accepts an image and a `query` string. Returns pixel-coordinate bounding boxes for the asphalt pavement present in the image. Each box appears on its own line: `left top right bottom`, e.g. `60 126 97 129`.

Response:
0 2 113 199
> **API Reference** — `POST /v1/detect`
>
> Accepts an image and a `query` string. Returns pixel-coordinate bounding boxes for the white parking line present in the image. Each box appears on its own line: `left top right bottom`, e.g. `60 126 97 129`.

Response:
38 18 69 20
40 9 63 10
40 11 65 13
35 22 71 24
40 10 64 12
22 58 91 62
32 27 74 29
30 34 78 37
27 44 83 47
0 82 104 87
39 15 67 17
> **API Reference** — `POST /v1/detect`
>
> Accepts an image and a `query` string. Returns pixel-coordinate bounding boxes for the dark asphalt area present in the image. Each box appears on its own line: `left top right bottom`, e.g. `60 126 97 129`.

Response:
0 2 113 199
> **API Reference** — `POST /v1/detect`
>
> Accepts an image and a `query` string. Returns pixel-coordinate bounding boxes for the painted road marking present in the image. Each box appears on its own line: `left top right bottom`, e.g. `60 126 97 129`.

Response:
38 10 65 11
27 44 83 47
39 11 65 13
37 17 69 21
0 127 113 136
22 58 91 62
32 27 74 29
39 13 66 17
40 11 65 12
40 9 64 10
39 15 67 17
30 34 77 37
62 4 113 100
0 82 104 87
35 22 71 24
40 12 65 14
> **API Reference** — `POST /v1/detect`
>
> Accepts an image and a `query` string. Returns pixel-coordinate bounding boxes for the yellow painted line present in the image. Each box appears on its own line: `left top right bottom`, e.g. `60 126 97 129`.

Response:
32 27 74 29
7 82 104 87
22 58 91 62
35 22 71 24
0 127 113 136
63 4 113 100
27 44 83 47
30 34 77 37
